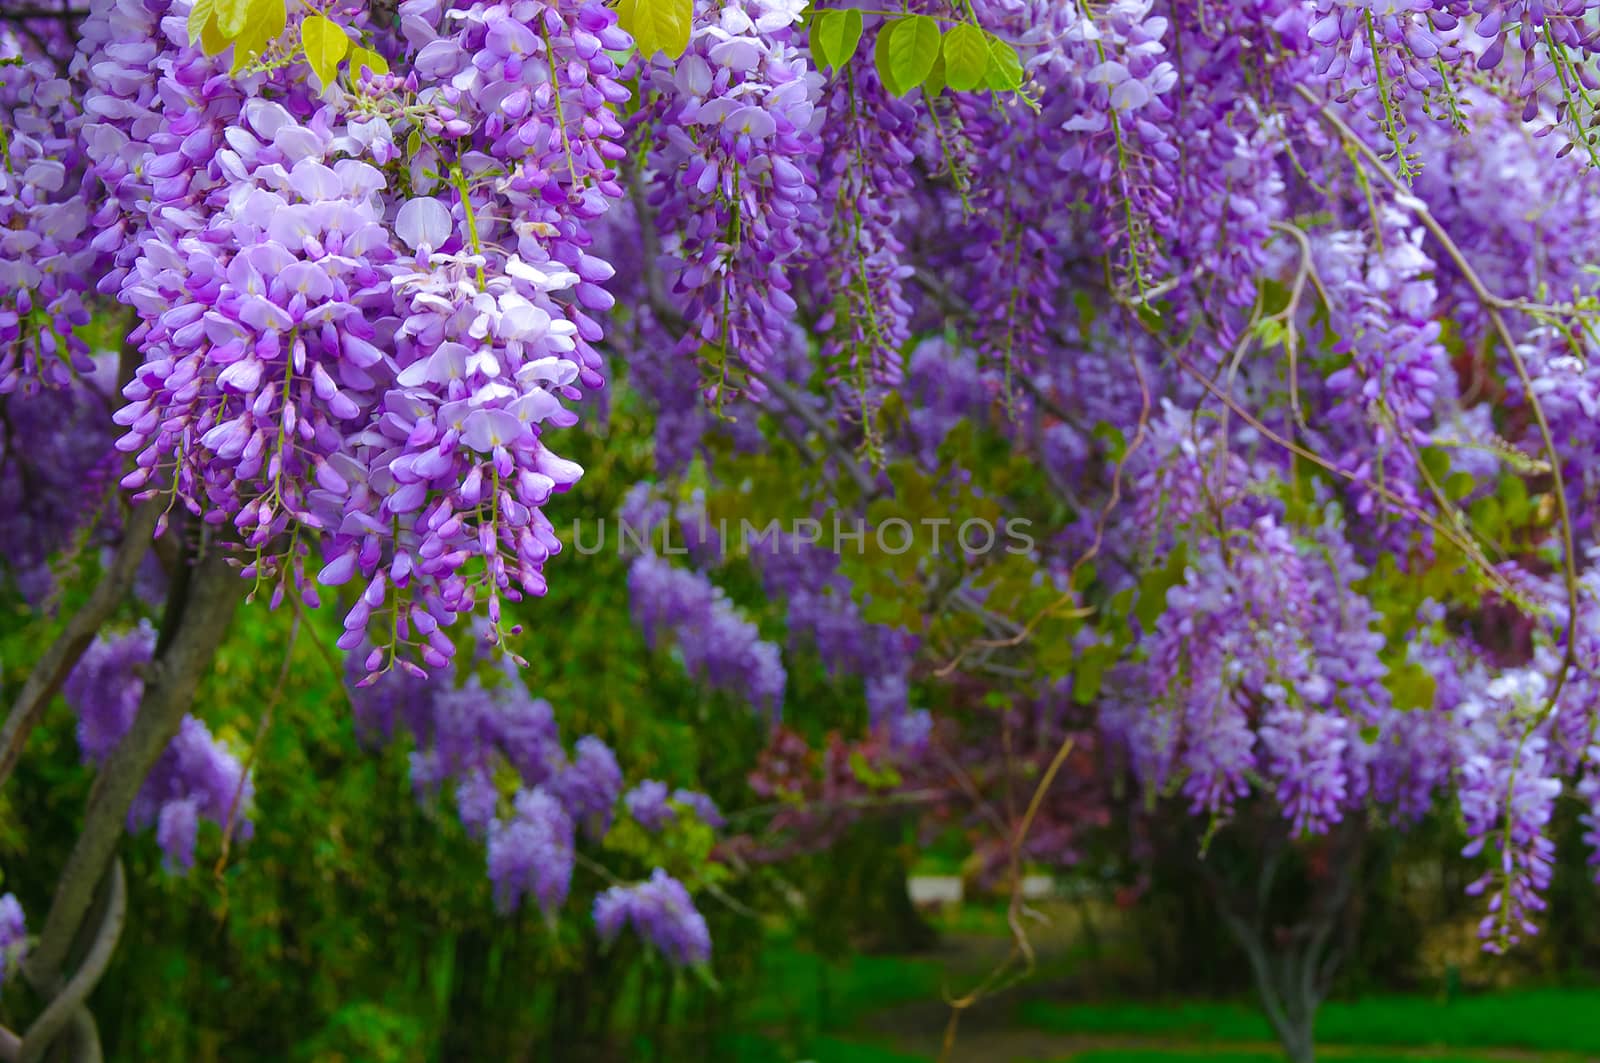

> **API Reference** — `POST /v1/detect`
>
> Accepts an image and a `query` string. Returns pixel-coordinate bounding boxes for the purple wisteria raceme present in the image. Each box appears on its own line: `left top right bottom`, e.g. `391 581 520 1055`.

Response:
1110 407 1424 839
71 0 171 296
0 348 124 602
620 778 722 831
347 656 725 932
1259 705 1352 837
352 655 727 947
628 551 786 717
1456 669 1563 952
487 786 574 916
1307 209 1450 529
64 626 254 872
625 778 675 832
316 0 634 674
0 893 23 991
552 734 624 839
1579 742 1600 883
0 27 95 393
638 0 821 403
1305 0 1600 162
672 787 725 828
991 0 1179 291
130 715 256 873
65 620 157 763
350 656 569 814
1306 0 1459 165
810 27 914 423
593 868 712 966
67 0 633 678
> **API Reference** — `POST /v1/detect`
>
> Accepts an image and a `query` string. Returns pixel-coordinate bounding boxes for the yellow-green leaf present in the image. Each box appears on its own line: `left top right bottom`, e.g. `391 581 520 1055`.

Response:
187 0 215 47
189 0 232 58
873 22 902 95
215 0 250 37
631 0 692 60
983 32 1023 91
349 45 389 78
881 14 940 97
615 0 638 38
923 52 946 97
301 14 350 88
201 17 230 55
812 8 862 70
231 0 286 73
941 22 988 92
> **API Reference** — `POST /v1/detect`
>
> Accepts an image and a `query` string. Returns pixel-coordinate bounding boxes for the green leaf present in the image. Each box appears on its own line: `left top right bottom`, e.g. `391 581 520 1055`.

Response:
1385 657 1438 712
1419 446 1451 483
880 14 941 97
873 21 903 96
923 52 946 97
1134 541 1188 633
1253 316 1287 350
1092 420 1128 464
941 23 988 92
1072 644 1114 705
983 32 1023 91
301 14 349 88
631 0 693 60
812 8 863 70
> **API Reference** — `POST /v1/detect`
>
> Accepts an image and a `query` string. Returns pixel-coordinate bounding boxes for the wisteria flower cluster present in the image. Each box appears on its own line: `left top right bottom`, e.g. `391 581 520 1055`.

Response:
349 653 714 962
594 867 712 966
63 624 255 872
13 0 1600 1015
636 0 822 402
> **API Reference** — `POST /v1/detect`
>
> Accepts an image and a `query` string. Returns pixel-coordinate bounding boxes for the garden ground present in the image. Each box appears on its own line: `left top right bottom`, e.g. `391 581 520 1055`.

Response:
717 903 1600 1063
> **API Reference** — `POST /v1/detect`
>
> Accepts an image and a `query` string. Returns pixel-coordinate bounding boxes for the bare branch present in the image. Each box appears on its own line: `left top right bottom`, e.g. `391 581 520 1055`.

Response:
1298 85 1581 720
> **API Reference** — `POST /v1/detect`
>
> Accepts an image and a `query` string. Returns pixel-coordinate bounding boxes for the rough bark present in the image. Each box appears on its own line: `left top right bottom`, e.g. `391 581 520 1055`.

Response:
22 548 240 1025
18 862 124 1063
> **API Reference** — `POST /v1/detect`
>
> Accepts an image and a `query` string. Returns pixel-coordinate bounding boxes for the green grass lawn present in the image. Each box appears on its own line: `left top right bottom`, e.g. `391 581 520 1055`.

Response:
735 932 946 1033
725 926 1600 1062
1057 1053 1521 1063
1021 986 1600 1055
720 1032 931 1063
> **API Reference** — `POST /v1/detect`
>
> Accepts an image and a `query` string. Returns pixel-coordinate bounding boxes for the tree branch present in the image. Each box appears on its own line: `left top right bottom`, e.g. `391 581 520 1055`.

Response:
1297 84 1580 720
756 372 881 501
17 862 124 1063
24 548 241 990
0 499 160 795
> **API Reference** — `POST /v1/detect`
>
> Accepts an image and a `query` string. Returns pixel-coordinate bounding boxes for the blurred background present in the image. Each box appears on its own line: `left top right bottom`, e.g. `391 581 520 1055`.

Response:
4 397 1597 1063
